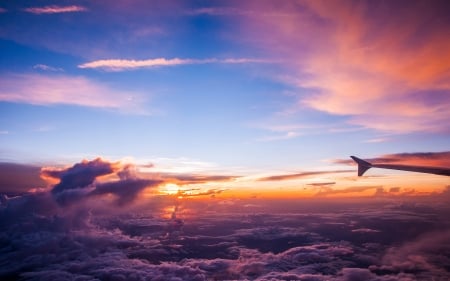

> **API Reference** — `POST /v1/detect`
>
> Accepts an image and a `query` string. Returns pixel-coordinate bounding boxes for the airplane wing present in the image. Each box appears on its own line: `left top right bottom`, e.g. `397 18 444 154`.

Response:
350 156 450 177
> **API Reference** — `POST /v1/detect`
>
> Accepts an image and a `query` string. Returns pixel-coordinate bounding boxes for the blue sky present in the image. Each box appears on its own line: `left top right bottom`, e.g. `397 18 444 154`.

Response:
1 1 449 194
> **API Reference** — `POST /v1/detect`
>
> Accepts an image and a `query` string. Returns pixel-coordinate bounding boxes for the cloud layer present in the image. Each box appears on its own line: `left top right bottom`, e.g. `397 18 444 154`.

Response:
1 188 450 280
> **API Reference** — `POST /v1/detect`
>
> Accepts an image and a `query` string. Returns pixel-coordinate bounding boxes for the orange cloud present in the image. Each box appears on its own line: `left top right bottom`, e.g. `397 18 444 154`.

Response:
242 0 450 133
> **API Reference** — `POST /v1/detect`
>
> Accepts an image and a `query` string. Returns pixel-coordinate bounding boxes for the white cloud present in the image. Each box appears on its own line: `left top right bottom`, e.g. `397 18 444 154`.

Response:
78 57 270 71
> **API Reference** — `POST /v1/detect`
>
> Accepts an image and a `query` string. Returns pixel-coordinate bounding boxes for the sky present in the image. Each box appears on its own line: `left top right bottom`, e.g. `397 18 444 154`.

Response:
1 1 450 280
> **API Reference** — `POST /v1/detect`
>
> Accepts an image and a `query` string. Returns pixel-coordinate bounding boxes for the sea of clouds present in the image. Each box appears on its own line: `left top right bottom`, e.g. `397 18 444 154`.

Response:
1 159 450 280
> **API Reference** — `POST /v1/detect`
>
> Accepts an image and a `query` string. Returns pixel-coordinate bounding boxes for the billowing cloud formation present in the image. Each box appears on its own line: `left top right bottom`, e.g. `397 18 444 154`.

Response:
44 158 115 194
42 158 161 206
243 0 450 133
0 74 147 113
335 151 450 167
78 57 269 71
24 5 87 14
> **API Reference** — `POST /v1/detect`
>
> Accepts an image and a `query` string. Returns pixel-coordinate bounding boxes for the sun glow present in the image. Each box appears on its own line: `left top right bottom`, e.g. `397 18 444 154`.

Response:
161 183 180 195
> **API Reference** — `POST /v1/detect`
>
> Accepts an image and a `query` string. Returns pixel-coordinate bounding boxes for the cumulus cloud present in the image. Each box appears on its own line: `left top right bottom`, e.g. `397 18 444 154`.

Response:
24 5 87 14
78 57 270 71
44 158 115 195
0 74 148 114
373 230 450 280
41 158 162 206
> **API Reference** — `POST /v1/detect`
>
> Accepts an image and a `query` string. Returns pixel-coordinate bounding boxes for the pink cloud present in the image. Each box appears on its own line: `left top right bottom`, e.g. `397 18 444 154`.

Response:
241 1 450 133
78 58 270 71
24 5 87 14
0 74 147 114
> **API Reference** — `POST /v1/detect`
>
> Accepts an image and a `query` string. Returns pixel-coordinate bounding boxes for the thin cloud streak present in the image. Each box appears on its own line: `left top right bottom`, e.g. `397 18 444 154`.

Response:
78 57 271 71
24 5 87 14
33 64 64 72
258 170 353 181
0 74 148 114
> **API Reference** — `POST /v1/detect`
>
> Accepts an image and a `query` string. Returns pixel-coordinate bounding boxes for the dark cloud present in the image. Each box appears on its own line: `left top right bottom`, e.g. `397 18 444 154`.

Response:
307 182 336 187
0 162 47 195
40 158 166 206
44 158 115 195
258 170 352 181
89 178 162 205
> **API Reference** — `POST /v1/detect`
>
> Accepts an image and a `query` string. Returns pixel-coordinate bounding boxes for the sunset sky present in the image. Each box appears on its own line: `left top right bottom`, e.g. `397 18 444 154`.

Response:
1 1 450 280
1 0 449 197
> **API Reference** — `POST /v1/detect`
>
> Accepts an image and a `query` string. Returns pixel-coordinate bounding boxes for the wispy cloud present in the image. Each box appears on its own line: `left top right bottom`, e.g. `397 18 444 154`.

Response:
363 137 390 143
0 7 7 13
186 7 248 16
33 64 64 72
24 5 87 14
0 74 148 114
242 1 450 133
78 57 270 71
258 170 352 181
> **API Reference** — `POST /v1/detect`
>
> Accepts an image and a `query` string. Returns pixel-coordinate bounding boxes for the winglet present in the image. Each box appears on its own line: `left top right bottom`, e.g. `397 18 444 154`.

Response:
350 156 372 176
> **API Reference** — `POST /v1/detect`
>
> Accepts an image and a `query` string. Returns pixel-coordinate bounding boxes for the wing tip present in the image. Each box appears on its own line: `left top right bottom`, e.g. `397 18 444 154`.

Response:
350 156 372 176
